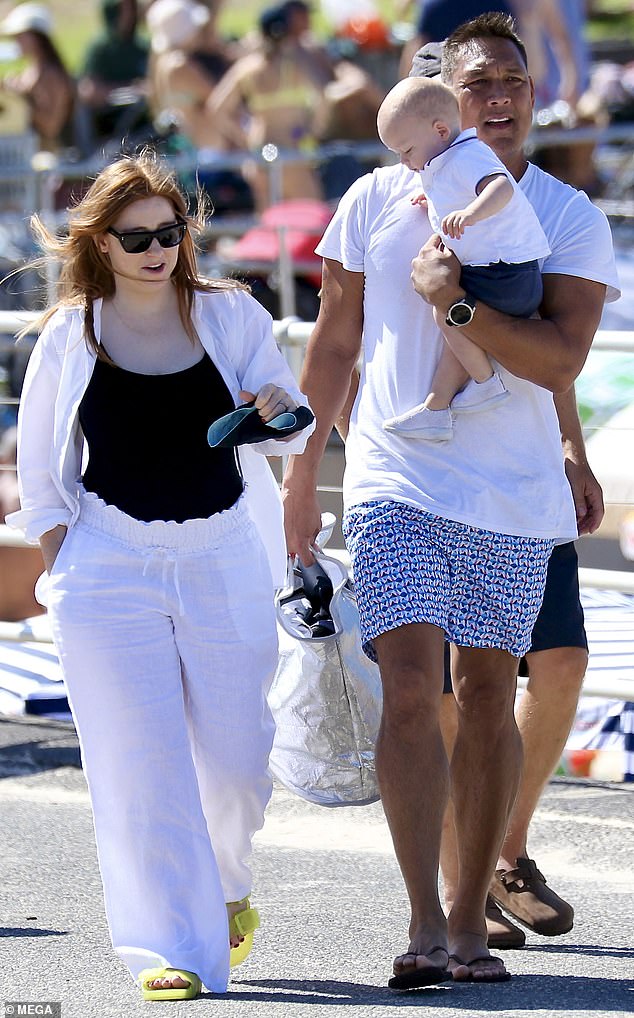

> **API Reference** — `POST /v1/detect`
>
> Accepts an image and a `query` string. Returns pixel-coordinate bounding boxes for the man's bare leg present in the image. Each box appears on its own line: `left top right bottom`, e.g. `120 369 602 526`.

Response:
498 646 586 867
447 645 520 980
373 622 450 979
490 646 585 934
438 693 459 910
439 687 525 948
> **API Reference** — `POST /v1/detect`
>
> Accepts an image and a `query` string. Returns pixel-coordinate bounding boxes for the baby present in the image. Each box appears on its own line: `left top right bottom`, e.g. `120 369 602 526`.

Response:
377 76 550 441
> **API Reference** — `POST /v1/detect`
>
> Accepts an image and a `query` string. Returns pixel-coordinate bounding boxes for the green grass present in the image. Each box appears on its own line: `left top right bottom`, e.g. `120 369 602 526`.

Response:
1 0 631 132
56 7 100 73
2 0 405 73
4 0 633 72
0 0 403 132
586 10 634 42
218 0 403 39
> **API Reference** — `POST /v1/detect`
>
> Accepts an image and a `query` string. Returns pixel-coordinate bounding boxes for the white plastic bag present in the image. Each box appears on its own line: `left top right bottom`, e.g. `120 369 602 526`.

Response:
268 545 382 807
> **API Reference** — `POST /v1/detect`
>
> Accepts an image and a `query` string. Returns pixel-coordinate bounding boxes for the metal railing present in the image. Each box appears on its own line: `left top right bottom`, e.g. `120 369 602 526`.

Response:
1 120 633 318
3 313 632 351
3 120 633 215
1 318 633 700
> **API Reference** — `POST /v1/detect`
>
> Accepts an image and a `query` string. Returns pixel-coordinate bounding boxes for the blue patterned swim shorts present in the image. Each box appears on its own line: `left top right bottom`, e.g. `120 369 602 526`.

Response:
342 501 555 661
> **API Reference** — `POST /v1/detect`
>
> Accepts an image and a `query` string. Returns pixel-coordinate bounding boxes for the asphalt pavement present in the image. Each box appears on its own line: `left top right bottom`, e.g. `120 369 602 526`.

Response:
0 714 633 1018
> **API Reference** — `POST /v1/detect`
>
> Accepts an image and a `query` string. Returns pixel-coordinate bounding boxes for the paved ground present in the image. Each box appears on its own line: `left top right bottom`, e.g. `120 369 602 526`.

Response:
0 714 633 1018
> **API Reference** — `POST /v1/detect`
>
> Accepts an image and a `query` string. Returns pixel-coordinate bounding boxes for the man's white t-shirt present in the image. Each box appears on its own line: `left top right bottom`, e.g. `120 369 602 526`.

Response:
316 160 620 540
421 128 550 266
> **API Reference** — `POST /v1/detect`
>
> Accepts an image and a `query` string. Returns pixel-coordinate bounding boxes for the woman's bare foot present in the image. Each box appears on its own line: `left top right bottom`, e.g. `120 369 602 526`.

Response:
227 901 246 949
146 974 191 991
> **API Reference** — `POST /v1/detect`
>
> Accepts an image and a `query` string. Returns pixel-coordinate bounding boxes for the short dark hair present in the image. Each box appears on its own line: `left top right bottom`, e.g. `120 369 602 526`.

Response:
259 4 290 40
441 12 528 85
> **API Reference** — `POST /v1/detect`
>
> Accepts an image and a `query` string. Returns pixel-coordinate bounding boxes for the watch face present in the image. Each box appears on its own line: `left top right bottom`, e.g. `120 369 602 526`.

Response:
448 302 474 326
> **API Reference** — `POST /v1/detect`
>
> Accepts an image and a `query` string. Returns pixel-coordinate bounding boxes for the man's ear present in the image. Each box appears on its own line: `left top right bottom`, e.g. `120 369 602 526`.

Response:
528 74 535 110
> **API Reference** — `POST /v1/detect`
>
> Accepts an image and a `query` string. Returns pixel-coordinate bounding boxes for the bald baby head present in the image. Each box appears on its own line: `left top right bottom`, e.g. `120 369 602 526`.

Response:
377 77 460 170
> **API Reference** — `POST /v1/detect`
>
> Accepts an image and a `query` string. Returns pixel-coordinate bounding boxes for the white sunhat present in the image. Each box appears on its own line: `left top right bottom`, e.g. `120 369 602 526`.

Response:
0 2 53 36
146 0 210 53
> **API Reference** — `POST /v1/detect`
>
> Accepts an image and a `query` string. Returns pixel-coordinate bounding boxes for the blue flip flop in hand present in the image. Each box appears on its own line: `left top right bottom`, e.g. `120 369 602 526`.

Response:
207 402 314 449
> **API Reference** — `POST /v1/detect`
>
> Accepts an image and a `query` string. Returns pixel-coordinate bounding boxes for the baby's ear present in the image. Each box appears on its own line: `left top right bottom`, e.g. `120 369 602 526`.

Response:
434 118 451 140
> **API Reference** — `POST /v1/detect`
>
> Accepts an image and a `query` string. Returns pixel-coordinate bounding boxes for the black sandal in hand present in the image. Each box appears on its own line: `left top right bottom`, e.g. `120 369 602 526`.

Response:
207 402 314 449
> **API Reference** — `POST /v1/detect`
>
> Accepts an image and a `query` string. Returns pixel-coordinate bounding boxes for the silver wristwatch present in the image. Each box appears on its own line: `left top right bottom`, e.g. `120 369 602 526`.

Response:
445 295 476 327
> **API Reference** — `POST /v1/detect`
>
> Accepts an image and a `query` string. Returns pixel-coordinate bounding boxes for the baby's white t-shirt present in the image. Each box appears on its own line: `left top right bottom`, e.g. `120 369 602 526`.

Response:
315 160 620 540
420 128 550 266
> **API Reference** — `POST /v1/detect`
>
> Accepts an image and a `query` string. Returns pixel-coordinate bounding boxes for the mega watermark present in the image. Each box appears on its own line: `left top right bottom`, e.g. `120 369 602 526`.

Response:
4 1005 61 1017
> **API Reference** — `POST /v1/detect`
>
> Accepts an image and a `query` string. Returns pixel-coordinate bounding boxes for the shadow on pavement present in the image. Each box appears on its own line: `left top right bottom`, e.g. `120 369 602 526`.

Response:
225 977 451 1005
232 975 632 1009
521 943 634 959
0 739 80 776
0 716 80 777
0 927 69 938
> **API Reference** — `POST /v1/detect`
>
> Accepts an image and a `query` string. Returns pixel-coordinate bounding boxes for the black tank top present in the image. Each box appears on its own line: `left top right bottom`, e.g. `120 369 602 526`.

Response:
79 351 243 522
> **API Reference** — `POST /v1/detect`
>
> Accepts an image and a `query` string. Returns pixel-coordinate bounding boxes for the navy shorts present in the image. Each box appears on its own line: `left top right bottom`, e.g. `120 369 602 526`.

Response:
519 539 587 674
443 541 587 689
461 259 542 317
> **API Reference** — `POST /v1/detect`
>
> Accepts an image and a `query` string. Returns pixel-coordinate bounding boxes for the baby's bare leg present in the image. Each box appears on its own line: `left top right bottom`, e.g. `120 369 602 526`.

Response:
383 329 462 439
437 312 510 416
383 309 508 440
383 317 470 439
437 314 493 385
425 343 471 410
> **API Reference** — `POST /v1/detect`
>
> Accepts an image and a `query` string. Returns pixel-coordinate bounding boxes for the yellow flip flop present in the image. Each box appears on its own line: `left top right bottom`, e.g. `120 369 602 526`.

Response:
228 897 260 968
138 967 201 1000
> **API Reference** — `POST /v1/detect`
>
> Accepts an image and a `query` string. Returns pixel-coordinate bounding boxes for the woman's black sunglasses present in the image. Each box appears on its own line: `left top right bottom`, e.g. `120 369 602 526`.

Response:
107 220 187 254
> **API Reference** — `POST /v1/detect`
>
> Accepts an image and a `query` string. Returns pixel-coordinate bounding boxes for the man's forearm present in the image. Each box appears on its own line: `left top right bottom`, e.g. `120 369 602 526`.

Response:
283 335 358 485
555 385 586 460
554 384 605 534
411 238 607 392
444 283 602 391
283 259 364 487
460 304 581 390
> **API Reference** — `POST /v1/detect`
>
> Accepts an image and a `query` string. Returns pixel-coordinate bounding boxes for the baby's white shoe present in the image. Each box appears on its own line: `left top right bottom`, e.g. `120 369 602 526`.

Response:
451 373 509 414
383 405 453 441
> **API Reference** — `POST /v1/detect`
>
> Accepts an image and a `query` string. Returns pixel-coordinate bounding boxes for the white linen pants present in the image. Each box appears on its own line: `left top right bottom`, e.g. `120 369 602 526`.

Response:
46 491 278 993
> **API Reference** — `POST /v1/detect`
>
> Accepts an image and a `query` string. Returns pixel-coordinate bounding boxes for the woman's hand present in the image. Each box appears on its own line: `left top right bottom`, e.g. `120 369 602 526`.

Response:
39 524 68 574
240 385 298 423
